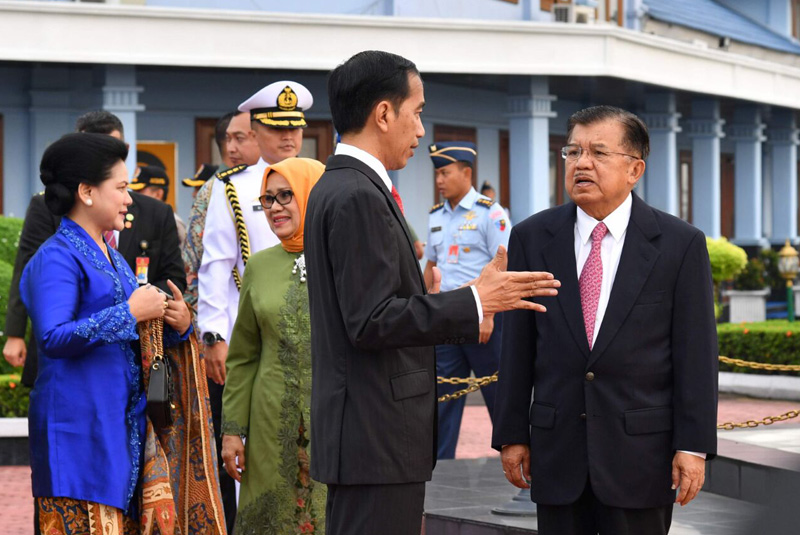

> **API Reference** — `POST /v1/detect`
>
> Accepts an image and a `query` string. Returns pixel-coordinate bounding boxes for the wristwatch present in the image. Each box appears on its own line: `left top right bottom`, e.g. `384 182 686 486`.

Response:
202 332 225 346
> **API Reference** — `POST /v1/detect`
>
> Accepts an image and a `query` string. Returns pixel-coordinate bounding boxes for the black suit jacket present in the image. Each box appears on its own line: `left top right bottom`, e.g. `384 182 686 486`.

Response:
491 194 718 509
305 154 479 485
5 192 186 386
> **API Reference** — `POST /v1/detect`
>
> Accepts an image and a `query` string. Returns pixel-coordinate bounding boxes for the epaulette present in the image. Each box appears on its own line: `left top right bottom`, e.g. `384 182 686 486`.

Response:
216 164 248 181
476 197 494 209
429 202 445 214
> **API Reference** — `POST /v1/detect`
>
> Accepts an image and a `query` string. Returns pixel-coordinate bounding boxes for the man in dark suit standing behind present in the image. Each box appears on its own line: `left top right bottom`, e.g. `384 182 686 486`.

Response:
305 50 561 535
492 106 718 535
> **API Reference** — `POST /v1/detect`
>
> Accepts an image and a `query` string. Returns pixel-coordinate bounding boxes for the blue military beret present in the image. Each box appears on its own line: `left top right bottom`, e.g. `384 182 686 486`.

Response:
428 141 477 169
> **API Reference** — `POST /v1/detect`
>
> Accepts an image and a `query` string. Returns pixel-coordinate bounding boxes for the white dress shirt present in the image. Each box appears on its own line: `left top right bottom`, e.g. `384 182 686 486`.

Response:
574 194 632 349
574 193 704 460
334 143 483 323
198 158 279 340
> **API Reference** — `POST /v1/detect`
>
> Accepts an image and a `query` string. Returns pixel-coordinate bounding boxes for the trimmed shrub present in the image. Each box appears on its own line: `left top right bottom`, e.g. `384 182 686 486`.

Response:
706 237 747 285
0 260 18 375
0 217 22 266
717 321 800 376
0 216 24 375
0 374 29 417
732 258 767 291
707 237 747 318
759 248 784 294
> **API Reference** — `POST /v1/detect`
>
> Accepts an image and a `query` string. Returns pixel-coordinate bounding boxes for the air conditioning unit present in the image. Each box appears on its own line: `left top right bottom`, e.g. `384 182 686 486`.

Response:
553 2 596 24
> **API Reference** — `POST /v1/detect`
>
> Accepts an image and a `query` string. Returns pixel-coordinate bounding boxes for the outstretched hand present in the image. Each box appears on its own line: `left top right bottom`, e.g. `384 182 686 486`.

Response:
474 246 560 315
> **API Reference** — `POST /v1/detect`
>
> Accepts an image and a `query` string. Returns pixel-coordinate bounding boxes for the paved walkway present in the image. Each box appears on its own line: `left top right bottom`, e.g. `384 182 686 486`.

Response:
3 393 799 534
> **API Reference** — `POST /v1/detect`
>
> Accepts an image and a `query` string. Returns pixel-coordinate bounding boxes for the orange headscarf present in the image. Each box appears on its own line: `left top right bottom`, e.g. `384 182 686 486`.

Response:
261 157 325 253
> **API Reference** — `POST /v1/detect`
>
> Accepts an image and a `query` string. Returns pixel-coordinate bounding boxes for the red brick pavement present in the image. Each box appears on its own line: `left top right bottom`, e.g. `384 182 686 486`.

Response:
3 393 799 534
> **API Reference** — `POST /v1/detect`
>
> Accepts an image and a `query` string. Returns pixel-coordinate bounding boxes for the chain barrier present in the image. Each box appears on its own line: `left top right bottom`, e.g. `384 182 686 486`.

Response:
718 355 800 372
437 372 498 403
716 354 800 428
436 356 800 429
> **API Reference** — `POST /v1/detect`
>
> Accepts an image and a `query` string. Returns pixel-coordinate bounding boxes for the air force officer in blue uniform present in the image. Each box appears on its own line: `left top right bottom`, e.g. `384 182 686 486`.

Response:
423 141 511 459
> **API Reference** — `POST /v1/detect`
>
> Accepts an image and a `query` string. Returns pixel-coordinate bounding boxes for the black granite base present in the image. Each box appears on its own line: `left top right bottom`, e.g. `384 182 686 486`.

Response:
0 437 29 466
706 435 800 504
423 456 769 535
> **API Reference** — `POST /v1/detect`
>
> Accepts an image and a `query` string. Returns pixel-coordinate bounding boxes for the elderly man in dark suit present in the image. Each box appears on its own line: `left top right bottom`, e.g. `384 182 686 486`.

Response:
492 105 718 535
305 50 561 535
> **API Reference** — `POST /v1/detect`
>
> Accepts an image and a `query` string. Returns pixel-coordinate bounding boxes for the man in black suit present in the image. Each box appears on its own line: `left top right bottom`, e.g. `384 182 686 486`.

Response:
305 50 561 535
492 106 718 535
4 111 185 387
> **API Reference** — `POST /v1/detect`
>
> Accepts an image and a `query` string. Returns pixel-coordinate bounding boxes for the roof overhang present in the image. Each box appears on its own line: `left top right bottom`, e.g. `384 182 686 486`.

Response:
3 1 800 109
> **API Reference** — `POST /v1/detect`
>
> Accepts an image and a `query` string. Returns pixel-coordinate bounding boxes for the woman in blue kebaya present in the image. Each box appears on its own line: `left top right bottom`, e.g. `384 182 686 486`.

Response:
20 133 191 534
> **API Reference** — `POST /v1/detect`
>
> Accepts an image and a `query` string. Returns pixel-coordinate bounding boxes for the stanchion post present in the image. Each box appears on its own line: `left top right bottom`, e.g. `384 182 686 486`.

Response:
491 488 538 517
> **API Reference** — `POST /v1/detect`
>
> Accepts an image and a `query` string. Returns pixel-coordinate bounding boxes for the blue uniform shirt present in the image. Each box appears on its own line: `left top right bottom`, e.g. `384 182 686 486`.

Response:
425 187 511 292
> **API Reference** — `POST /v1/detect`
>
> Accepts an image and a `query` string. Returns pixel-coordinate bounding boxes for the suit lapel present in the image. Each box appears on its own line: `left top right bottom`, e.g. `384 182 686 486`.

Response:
328 155 425 291
117 197 139 260
542 203 591 358
588 195 660 367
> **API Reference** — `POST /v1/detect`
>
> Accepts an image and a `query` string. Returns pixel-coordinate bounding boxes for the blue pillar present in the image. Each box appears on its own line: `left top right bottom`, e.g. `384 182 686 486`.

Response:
103 65 144 179
727 106 767 246
767 111 799 244
642 92 681 216
685 98 724 238
507 76 556 220
29 65 74 199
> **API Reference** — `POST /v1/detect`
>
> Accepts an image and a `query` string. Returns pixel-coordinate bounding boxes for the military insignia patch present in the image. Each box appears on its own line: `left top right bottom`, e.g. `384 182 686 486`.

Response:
278 86 299 111
216 164 248 181
496 219 506 231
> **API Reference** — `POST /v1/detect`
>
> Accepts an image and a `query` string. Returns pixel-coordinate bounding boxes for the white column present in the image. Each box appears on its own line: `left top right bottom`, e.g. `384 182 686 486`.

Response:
642 92 681 216
103 65 144 179
685 98 725 238
507 76 556 221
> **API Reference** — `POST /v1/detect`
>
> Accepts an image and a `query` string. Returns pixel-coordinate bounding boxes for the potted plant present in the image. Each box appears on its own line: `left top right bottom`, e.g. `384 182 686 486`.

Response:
706 237 747 320
725 257 770 323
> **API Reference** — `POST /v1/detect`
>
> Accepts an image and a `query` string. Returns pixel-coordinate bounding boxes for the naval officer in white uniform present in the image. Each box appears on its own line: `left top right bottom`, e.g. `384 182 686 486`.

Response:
199 80 313 385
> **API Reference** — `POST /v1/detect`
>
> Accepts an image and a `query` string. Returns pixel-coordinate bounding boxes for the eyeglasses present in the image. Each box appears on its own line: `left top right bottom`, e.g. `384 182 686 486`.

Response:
258 190 294 209
561 145 641 163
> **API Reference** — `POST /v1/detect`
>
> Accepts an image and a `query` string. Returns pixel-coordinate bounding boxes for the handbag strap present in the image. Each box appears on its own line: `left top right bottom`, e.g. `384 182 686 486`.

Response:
152 316 165 361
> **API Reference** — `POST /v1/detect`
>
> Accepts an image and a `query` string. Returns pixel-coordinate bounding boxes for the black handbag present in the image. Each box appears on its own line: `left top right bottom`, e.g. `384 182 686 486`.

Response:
146 318 174 429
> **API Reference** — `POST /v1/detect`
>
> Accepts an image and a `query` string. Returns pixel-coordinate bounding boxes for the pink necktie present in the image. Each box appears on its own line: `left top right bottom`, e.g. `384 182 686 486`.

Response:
579 222 608 350
391 185 405 216
104 230 117 250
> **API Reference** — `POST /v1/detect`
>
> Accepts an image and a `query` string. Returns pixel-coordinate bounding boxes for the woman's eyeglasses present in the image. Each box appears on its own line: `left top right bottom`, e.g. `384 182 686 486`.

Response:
259 190 294 209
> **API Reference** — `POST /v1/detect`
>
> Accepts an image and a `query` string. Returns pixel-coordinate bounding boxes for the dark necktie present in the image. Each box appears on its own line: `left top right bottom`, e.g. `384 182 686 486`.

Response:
391 185 405 216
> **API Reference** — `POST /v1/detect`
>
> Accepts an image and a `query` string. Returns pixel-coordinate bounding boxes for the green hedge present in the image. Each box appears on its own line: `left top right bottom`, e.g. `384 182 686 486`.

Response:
0 374 29 417
0 217 22 266
718 321 800 376
0 216 24 375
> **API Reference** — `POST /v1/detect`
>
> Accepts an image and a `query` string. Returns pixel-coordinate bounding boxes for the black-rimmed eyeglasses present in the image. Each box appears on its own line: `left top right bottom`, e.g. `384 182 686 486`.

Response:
561 145 641 163
259 190 294 209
